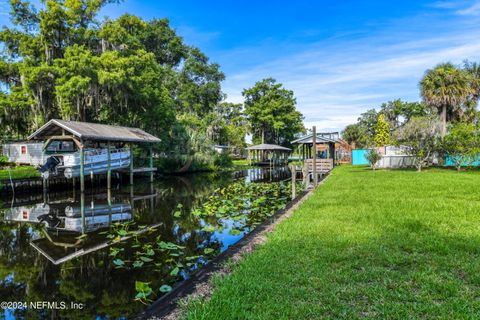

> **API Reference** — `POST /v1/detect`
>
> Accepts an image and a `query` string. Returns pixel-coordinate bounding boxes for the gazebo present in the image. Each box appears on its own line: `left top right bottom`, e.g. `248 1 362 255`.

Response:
246 143 291 166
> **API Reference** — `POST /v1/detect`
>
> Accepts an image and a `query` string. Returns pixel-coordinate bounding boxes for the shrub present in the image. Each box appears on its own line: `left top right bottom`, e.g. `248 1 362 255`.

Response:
441 123 480 171
365 149 382 170
214 151 233 168
0 155 8 164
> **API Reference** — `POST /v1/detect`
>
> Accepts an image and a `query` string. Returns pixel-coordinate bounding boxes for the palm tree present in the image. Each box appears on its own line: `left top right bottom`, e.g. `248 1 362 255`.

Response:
463 61 480 122
420 62 474 136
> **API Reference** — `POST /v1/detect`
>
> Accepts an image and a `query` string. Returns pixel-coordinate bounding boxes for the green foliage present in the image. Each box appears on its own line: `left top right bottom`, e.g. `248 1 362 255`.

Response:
243 78 304 146
341 123 370 148
213 151 233 168
441 123 480 171
0 165 40 180
342 101 430 149
0 1 227 170
0 155 9 164
365 149 382 170
420 63 475 135
373 114 391 147
341 109 378 148
379 99 429 129
395 116 442 171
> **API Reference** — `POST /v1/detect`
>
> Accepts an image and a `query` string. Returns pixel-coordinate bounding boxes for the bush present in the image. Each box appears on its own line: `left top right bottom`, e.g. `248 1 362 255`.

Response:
441 123 480 171
0 155 8 164
365 149 382 170
213 151 233 168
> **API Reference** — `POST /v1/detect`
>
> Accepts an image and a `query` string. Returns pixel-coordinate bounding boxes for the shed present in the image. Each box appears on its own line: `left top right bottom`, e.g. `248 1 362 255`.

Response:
246 143 291 166
2 141 45 165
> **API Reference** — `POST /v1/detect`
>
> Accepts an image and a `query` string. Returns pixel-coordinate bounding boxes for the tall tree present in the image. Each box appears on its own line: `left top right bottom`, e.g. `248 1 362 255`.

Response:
463 61 480 122
0 0 225 154
420 63 474 136
395 116 442 171
242 78 304 146
374 113 391 147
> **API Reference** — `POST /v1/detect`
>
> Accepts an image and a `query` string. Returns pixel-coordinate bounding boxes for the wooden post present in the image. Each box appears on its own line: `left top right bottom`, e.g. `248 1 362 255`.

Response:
291 164 296 199
80 191 85 234
129 143 134 185
107 187 112 226
80 139 85 193
313 126 317 187
130 184 134 211
149 143 154 183
107 141 111 190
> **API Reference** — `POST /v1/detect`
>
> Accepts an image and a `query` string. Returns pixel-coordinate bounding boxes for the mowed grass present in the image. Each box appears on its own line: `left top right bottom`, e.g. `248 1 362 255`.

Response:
185 165 480 319
0 165 40 181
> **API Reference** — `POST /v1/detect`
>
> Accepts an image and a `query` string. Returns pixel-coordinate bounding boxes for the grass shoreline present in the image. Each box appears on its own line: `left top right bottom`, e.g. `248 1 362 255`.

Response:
184 165 480 319
0 165 40 181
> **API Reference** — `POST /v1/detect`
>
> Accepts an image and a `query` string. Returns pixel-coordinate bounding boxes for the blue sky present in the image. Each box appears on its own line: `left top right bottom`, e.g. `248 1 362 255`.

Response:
2 1 480 132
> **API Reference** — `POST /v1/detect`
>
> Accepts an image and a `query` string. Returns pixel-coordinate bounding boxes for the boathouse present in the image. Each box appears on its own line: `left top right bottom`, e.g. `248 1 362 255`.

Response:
291 132 338 161
28 119 161 191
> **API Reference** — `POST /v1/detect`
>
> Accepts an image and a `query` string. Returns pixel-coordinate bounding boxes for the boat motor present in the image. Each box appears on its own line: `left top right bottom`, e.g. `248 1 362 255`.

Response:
37 214 61 228
38 156 61 179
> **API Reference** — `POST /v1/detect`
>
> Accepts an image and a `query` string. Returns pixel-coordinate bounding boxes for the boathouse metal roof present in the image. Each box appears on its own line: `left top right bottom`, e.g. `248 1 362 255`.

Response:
28 119 161 143
291 133 338 144
245 143 291 151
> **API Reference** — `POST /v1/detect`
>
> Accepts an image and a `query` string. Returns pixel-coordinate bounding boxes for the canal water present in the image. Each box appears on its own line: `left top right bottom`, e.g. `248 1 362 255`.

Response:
0 167 295 319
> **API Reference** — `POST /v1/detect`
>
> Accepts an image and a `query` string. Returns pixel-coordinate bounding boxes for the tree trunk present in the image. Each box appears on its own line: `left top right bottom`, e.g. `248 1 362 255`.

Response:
441 105 447 137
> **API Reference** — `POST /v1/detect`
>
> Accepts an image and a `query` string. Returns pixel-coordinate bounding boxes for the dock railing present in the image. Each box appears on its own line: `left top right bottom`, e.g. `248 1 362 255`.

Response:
302 158 333 188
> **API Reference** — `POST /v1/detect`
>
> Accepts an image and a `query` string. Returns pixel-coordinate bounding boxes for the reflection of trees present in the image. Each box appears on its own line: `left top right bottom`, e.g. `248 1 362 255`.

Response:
0 171 236 318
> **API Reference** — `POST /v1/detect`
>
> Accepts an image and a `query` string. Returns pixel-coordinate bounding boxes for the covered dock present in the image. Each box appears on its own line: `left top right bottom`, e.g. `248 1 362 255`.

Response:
28 119 161 191
246 143 291 166
291 131 338 161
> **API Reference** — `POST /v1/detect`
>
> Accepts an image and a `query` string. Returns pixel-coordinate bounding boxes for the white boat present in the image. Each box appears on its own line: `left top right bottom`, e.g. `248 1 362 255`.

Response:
39 138 130 179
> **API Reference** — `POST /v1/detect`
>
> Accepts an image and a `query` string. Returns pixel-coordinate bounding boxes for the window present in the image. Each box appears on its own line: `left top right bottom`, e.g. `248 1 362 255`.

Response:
21 146 27 155
46 140 76 153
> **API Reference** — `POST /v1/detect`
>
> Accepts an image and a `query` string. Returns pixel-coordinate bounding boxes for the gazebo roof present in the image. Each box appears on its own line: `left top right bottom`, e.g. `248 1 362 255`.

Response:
245 143 291 151
28 119 161 143
291 133 337 144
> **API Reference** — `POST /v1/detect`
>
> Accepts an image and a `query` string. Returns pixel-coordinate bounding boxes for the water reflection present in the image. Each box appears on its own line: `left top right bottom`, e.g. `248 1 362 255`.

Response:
0 167 294 319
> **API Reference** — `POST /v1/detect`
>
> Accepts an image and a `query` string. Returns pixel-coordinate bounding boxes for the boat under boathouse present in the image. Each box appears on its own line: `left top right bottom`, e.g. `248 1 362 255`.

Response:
28 119 161 191
246 143 291 166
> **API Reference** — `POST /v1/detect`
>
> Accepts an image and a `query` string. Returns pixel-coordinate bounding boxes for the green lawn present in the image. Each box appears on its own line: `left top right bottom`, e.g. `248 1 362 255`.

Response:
0 165 40 181
185 165 480 319
232 159 251 167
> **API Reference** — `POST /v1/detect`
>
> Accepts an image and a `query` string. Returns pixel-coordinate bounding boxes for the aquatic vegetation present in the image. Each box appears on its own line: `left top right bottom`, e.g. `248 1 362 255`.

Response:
104 180 301 304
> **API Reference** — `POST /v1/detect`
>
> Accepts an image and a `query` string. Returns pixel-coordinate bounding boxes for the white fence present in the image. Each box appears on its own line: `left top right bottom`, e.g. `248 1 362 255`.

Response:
377 155 414 168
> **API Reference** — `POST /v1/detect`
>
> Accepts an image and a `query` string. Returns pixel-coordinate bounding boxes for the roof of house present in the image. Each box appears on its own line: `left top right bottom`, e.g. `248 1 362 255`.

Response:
28 119 161 143
245 143 291 151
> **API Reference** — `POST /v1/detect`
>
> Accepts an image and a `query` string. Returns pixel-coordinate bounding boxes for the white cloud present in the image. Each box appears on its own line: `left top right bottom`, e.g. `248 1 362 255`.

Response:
456 1 480 15
221 15 480 133
0 0 10 16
